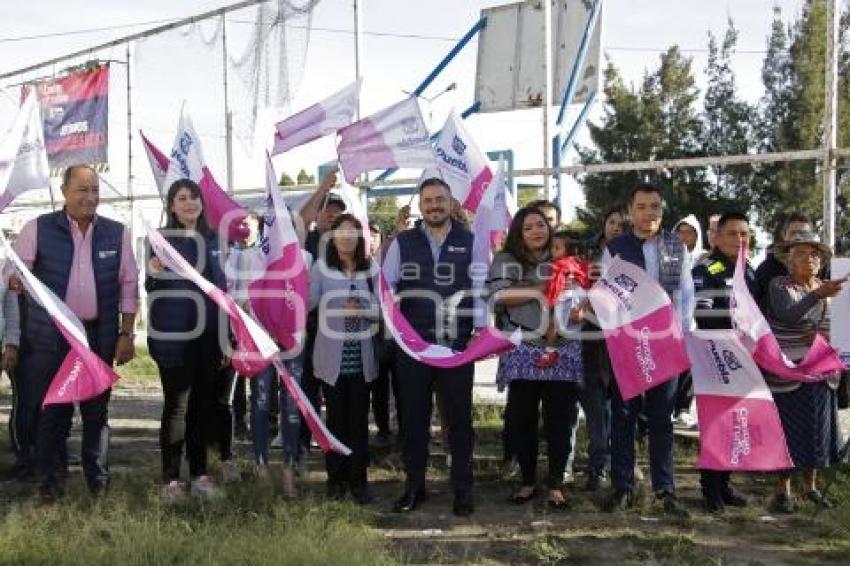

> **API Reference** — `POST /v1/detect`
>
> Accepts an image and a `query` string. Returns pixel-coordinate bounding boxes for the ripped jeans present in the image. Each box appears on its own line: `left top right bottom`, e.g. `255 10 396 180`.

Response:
250 353 303 466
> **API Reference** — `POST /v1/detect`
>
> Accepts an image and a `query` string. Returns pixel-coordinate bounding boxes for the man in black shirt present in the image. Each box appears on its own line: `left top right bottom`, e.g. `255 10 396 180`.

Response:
692 212 758 512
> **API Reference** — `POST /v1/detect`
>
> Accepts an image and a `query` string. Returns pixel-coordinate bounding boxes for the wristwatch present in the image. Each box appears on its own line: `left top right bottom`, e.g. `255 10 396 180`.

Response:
118 329 135 338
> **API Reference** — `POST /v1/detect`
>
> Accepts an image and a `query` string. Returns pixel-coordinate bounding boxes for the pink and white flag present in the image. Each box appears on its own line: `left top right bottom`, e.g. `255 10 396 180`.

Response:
140 130 169 192
588 256 691 400
337 97 434 183
686 330 793 471
432 110 494 212
142 107 249 242
145 224 350 455
272 80 360 156
0 91 50 212
2 236 119 406
471 161 514 264
247 154 310 352
274 359 350 455
731 246 845 381
377 274 520 368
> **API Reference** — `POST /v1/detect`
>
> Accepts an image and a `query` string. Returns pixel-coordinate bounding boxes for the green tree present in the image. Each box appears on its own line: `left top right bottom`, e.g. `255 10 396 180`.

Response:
367 196 399 234
578 48 714 231
296 169 315 185
279 171 295 186
700 20 757 213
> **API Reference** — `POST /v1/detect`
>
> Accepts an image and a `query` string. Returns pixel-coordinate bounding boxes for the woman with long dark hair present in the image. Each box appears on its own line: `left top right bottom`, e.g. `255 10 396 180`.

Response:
488 206 585 507
146 179 228 502
309 213 379 504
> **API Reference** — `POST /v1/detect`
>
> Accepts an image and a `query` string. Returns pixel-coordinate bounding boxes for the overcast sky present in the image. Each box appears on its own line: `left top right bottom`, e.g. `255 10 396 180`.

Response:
0 0 808 214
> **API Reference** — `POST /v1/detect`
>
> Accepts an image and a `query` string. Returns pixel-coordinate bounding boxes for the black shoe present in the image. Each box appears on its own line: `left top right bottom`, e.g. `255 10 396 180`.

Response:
805 490 833 510
657 491 690 518
90 481 109 498
604 489 635 512
720 488 748 508
326 481 347 501
453 490 474 517
37 482 65 504
770 493 796 514
584 470 607 492
351 485 375 506
372 431 393 449
393 488 427 513
1 462 36 483
703 496 725 514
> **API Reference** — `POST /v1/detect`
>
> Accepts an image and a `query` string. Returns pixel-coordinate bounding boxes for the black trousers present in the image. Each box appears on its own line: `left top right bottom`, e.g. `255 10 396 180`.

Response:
157 333 220 481
211 364 236 461
396 350 474 494
370 349 399 435
510 379 578 487
323 374 370 490
700 470 732 500
36 322 112 492
674 371 694 414
232 375 247 424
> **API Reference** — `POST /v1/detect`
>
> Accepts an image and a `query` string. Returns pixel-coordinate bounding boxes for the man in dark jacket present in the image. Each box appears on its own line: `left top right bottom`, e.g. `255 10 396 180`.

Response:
8 165 138 500
692 211 757 512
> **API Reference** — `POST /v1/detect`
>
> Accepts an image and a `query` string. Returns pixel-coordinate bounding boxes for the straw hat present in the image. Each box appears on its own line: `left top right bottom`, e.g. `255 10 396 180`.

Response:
775 231 832 265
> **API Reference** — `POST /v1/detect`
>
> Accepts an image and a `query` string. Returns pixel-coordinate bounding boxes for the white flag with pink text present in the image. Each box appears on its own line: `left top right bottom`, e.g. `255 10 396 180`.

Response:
272 80 360 155
588 256 691 400
0 92 50 212
686 330 792 471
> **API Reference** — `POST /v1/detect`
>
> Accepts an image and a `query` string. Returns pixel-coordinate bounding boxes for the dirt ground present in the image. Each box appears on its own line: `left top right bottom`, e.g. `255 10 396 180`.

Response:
2 381 850 565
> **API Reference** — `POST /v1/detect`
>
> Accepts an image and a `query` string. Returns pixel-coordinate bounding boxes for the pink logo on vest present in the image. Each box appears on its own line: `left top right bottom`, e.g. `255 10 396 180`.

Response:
686 331 793 471
588 257 690 400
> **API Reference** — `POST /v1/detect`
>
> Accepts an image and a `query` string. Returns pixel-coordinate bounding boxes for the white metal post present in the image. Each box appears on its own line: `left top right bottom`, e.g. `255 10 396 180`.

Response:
222 14 235 193
823 0 839 247
125 42 134 237
542 0 553 201
354 0 363 121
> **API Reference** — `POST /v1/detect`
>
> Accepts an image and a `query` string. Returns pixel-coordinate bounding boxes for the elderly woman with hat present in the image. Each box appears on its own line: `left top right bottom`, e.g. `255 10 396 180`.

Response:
764 231 849 513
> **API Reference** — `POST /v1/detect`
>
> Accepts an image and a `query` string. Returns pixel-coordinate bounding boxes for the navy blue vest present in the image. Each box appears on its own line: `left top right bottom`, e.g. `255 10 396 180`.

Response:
145 232 226 368
25 210 124 362
396 220 474 349
606 229 685 295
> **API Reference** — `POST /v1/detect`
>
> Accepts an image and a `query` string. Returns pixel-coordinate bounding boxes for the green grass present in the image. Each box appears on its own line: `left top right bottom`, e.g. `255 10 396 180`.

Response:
116 346 160 386
0 462 396 566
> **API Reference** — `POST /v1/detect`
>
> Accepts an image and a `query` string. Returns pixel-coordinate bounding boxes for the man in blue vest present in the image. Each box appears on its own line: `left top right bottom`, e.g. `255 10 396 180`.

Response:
602 183 694 516
382 177 482 516
8 164 138 500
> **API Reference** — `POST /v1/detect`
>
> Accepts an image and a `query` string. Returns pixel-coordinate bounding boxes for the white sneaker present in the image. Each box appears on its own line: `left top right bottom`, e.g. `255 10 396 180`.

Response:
673 412 697 429
190 475 222 500
161 480 186 504
220 460 241 484
271 432 284 448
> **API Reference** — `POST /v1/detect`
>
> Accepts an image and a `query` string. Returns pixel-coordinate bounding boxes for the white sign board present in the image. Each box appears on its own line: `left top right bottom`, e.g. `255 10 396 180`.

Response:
830 258 850 365
475 0 602 113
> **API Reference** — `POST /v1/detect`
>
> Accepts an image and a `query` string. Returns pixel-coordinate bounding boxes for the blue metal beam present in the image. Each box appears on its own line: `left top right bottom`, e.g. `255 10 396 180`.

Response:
555 0 603 126
560 90 597 156
413 17 487 97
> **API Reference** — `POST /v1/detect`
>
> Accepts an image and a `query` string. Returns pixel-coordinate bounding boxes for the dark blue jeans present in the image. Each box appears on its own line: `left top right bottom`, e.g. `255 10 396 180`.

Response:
610 376 678 493
250 355 302 466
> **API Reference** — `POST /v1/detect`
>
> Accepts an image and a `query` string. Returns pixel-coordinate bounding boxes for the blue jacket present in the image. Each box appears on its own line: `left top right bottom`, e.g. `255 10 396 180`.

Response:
24 210 123 363
146 232 226 368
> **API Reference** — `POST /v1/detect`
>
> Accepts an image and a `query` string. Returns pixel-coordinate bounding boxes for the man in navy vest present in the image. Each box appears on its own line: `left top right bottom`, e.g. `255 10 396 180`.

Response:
602 184 694 516
8 164 138 500
382 178 482 516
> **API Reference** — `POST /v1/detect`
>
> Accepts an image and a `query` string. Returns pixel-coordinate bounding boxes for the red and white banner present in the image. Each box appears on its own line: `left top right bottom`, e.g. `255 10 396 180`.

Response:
145 224 349 455
141 107 249 242
0 92 50 212
588 256 691 400
272 80 360 155
432 110 494 212
247 154 310 352
731 246 845 381
337 97 434 182
2 236 119 406
686 330 793 471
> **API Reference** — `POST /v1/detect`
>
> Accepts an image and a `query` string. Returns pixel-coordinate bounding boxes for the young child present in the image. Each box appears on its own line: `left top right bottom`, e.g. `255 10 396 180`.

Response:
535 231 592 368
